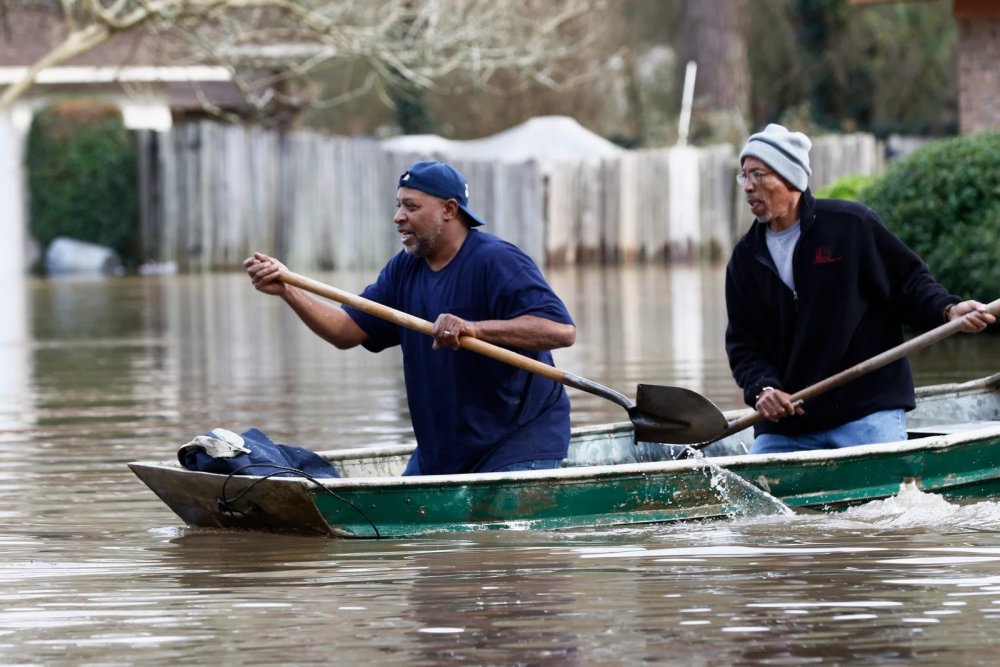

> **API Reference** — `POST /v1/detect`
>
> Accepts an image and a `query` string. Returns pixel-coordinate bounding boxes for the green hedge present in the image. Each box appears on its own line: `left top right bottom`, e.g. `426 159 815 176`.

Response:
27 99 138 268
815 174 876 201
859 132 1000 300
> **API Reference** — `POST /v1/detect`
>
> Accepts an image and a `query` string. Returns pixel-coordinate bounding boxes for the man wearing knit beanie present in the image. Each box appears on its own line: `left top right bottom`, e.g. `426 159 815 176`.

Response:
739 123 812 193
724 125 994 455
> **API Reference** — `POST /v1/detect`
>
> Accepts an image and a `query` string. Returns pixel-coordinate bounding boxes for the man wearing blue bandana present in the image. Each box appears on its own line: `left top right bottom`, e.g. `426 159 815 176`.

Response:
725 124 994 454
245 161 576 475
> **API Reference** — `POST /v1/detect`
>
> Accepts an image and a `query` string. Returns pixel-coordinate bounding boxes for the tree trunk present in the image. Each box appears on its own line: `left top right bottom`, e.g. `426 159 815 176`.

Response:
678 0 750 130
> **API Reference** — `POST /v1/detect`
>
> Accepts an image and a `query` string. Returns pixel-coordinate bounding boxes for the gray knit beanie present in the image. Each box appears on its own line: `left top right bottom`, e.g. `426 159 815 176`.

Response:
739 123 812 192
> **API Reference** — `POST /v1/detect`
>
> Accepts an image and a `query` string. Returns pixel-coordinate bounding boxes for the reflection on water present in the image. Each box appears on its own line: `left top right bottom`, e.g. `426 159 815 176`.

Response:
0 249 29 434
1 266 1000 664
549 263 732 411
9 497 1000 665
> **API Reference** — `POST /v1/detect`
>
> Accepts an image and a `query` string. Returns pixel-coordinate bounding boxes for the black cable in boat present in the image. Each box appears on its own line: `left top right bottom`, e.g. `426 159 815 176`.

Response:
219 464 381 539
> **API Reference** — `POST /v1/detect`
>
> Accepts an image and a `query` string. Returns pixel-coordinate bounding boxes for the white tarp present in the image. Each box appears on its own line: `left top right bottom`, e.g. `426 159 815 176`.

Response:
382 115 623 168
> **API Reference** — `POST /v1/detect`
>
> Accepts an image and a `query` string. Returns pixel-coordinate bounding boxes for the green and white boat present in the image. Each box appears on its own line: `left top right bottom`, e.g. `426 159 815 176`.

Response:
129 373 1000 538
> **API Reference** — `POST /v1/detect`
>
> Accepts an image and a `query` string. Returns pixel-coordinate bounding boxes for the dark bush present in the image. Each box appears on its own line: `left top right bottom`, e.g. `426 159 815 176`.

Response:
27 99 138 268
859 132 1000 300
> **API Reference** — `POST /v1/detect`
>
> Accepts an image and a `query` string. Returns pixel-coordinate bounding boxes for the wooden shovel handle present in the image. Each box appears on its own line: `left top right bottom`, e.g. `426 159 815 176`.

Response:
725 297 1000 436
279 269 567 384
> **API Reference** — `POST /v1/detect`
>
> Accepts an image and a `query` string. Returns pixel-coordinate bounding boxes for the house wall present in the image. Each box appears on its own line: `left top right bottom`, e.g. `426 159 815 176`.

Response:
0 107 30 274
0 109 30 377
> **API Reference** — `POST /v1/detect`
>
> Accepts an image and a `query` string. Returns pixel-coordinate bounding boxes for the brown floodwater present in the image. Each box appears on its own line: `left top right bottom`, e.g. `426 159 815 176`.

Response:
2 265 1000 665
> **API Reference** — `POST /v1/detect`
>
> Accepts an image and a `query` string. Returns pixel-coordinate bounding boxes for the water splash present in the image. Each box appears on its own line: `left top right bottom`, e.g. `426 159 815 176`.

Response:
843 481 1000 530
695 455 795 518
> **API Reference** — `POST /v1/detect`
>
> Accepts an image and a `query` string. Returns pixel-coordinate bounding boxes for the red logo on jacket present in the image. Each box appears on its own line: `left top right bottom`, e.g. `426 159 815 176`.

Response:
812 245 843 265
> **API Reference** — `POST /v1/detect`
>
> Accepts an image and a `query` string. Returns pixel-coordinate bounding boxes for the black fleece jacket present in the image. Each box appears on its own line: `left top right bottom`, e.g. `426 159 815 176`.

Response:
725 189 960 436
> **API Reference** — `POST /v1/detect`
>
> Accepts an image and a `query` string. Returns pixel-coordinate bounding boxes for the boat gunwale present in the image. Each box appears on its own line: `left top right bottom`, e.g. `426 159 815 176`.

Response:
708 423 1000 467
311 372 1000 463
128 421 1000 491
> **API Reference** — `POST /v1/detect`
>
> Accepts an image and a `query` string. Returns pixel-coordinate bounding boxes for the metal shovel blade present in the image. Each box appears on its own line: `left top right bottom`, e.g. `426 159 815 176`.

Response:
631 384 729 444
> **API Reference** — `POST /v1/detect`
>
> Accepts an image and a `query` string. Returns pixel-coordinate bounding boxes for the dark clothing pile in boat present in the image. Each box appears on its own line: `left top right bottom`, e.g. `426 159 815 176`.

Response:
725 189 961 437
178 427 340 478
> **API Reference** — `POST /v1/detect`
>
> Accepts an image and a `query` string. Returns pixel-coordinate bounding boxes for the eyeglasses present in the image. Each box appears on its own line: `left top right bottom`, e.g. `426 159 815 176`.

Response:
736 170 775 187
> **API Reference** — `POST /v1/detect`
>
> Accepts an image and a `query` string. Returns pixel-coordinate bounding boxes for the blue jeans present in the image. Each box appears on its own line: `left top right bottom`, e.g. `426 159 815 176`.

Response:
491 458 564 473
401 453 563 476
751 409 907 454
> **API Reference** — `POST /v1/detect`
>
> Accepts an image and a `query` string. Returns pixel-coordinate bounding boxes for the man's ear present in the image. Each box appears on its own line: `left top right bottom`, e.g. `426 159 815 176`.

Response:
442 198 461 222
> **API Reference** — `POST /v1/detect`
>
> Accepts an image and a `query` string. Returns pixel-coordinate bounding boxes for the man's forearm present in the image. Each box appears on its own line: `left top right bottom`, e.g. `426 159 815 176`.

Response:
468 315 576 351
282 286 367 349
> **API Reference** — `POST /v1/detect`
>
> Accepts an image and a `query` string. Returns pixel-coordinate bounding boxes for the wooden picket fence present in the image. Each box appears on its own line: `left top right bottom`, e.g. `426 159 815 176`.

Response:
135 122 880 271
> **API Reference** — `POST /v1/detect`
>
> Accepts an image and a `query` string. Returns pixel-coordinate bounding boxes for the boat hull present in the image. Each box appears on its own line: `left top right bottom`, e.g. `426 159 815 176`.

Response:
723 428 1000 509
130 458 770 538
129 374 1000 538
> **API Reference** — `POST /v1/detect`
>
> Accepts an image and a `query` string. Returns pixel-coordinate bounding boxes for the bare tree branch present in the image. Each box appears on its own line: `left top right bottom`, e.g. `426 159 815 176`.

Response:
0 21 111 108
1 0 599 117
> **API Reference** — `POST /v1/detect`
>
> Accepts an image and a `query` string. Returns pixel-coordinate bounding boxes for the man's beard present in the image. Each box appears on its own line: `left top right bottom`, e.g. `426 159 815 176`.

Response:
754 209 774 224
403 216 445 257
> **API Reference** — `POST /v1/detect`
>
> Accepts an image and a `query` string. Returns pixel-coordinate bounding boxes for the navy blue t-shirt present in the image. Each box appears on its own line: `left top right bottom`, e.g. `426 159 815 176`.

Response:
343 231 574 475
